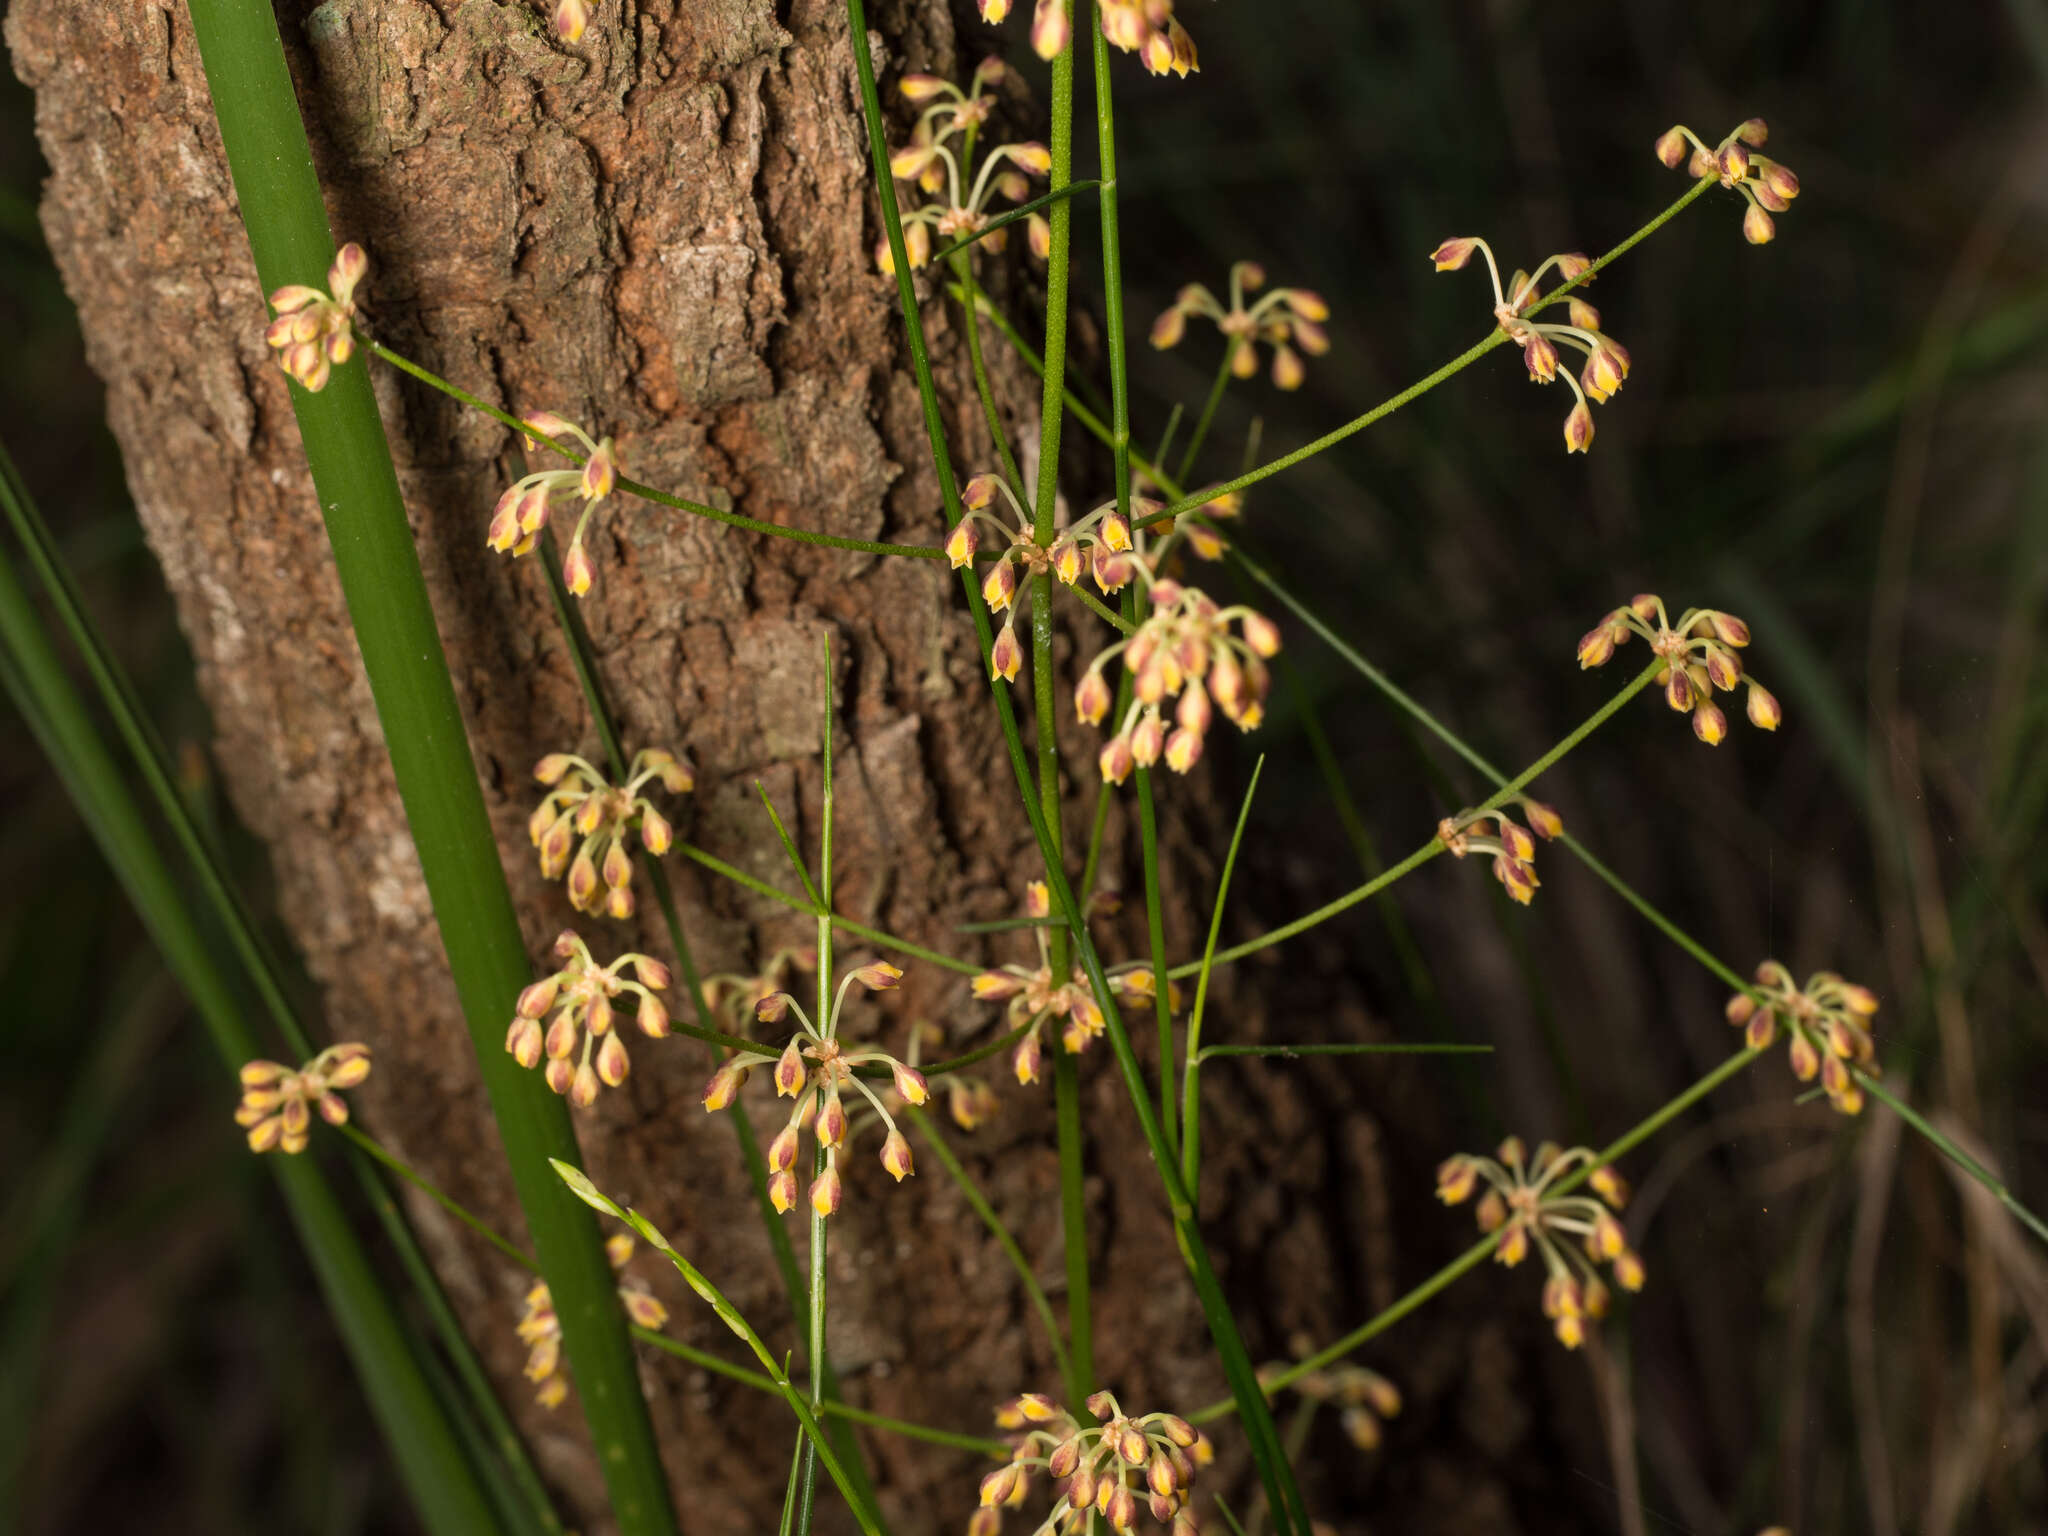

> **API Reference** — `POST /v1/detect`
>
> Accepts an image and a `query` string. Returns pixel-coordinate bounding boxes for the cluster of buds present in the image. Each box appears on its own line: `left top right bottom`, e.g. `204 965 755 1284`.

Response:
882 61 1048 274
516 1233 668 1409
700 946 817 1033
1727 962 1879 1114
1657 119 1800 245
504 930 672 1107
1436 1138 1644 1349
1257 1351 1401 1452
972 883 1178 1083
975 1392 1213 1535
263 243 367 394
485 413 623 597
1436 798 1564 907
235 1043 372 1154
1081 575 1280 783
1429 237 1631 454
528 748 691 919
1151 262 1330 392
949 474 1146 683
1577 594 1782 745
977 0 1197 77
700 959 929 1218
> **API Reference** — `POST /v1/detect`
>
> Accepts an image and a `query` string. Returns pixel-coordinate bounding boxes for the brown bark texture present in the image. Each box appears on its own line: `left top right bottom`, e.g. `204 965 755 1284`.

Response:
6 2 1519 1532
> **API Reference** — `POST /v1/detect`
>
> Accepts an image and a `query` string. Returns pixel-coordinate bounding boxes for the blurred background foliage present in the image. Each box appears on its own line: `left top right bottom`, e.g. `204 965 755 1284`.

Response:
4 1 2046 1533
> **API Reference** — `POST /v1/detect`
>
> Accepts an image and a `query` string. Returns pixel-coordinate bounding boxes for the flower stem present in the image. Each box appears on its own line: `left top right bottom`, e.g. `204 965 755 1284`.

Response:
1180 758 1265 1194
1176 345 1238 486
908 1106 1073 1387
951 253 1028 500
366 339 943 561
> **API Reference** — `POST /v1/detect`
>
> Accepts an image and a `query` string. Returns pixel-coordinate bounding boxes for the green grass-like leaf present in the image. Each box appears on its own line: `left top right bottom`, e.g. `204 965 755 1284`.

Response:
178 1 676 1526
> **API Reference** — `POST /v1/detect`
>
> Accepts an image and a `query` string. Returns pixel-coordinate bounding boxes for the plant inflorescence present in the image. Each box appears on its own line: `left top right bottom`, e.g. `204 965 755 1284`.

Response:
102 5 2039 1531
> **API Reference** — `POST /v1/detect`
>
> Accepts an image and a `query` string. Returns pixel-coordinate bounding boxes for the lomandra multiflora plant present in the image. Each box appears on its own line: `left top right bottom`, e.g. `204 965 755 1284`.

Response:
2 2 2006 1534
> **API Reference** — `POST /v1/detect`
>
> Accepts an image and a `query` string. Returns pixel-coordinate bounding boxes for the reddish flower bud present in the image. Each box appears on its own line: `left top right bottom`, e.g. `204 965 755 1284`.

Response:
1692 701 1728 745
1074 668 1112 727
1746 682 1782 730
891 1062 929 1105
1430 236 1479 271
880 1128 914 1181
809 1164 843 1217
989 624 1024 683
1742 204 1776 245
1563 399 1595 454
636 992 669 1038
854 960 903 991
774 1039 807 1098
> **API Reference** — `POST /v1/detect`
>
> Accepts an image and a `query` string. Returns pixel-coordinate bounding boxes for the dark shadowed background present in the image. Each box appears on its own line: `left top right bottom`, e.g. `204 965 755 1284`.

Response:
4 1 2045 1533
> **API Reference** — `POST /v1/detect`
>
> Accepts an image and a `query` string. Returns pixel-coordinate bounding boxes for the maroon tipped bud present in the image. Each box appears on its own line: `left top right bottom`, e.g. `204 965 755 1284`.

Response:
891 1062 929 1105
989 624 1024 683
1746 682 1782 730
1663 668 1695 711
518 977 561 1018
1563 400 1595 454
1522 331 1560 383
1430 236 1479 271
880 1128 914 1181
816 1092 848 1148
596 1032 630 1087
636 992 669 1038
1692 701 1729 745
774 1039 806 1098
1742 205 1776 245
809 1163 843 1217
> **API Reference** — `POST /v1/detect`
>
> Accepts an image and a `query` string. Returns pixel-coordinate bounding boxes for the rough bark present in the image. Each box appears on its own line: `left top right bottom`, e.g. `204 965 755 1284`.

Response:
7 2 1524 1532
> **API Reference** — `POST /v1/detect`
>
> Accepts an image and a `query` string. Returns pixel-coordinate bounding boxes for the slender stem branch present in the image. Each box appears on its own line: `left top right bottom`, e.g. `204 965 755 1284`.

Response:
1176 345 1238 486
927 179 1105 266
1193 1045 1768 1423
1166 663 1660 979
907 1107 1072 1386
951 254 1028 500
1135 767 1177 1156
1854 1073 2048 1247
339 1125 537 1271
367 340 943 561
1195 1042 1493 1060
1181 759 1264 1193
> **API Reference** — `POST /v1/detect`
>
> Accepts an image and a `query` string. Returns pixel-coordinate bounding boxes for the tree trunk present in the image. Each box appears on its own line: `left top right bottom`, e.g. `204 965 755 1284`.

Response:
7 2 1509 1532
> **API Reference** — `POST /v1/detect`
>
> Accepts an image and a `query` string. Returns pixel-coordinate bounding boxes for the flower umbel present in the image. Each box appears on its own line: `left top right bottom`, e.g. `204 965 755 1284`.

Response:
517 1232 669 1409
1436 797 1564 907
1080 572 1281 784
881 60 1050 274
236 1042 371 1154
1151 261 1331 392
1726 962 1879 1114
1437 1138 1645 1348
528 748 692 918
700 957 927 1219
1576 593 1782 744
485 413 623 598
1656 118 1800 245
263 243 367 394
951 471 1150 685
1257 1346 1402 1453
1429 236 1631 453
503 930 673 1107
976 0 1198 75
974 1391 1213 1535
971 883 1177 1083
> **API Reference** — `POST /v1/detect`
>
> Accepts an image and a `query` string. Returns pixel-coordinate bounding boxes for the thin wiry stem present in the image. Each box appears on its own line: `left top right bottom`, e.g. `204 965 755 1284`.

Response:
1191 1046 1769 1423
1181 758 1265 1192
908 1106 1072 1387
367 341 944 561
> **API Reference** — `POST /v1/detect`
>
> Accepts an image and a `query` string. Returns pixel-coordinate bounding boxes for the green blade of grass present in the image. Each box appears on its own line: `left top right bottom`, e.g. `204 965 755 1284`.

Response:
0 539 500 1534
178 2 675 1526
